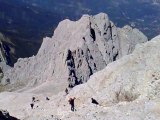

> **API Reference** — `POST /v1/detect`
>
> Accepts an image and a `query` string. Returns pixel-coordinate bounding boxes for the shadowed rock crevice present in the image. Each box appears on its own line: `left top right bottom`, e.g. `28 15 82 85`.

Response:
109 22 113 40
90 28 96 41
113 52 119 61
66 49 79 88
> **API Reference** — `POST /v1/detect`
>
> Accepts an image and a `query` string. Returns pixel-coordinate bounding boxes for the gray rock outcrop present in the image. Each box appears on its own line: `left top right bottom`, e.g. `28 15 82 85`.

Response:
1 13 148 91
0 35 160 120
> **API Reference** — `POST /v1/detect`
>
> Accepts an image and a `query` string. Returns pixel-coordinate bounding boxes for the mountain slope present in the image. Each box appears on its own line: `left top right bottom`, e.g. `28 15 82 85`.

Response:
0 27 159 120
64 35 160 120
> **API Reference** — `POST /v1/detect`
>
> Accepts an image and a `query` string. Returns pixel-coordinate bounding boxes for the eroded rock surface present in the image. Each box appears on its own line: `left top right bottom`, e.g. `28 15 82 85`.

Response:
1 13 147 91
0 35 159 120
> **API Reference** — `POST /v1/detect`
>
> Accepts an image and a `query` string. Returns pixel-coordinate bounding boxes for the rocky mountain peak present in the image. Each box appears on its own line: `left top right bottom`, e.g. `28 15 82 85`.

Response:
1 13 160 120
1 13 147 93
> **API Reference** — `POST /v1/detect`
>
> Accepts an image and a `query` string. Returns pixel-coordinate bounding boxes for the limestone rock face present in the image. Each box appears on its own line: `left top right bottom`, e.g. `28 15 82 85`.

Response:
0 35 159 120
63 35 160 120
118 25 148 56
1 13 147 91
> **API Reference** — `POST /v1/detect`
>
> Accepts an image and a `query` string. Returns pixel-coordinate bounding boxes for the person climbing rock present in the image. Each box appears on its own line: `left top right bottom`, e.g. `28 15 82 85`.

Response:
91 98 99 105
68 97 76 111
65 88 69 95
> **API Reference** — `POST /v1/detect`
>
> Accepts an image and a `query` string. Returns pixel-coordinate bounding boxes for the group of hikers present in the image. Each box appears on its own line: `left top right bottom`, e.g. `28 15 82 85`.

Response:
67 88 99 112
30 88 99 112
68 97 99 112
30 97 36 109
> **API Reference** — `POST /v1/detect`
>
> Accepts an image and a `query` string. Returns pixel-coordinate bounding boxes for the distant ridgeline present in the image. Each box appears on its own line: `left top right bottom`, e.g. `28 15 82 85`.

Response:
0 33 11 66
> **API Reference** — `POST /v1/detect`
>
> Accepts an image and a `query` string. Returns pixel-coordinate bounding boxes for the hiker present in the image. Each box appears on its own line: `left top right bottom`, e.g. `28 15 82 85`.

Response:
46 97 50 101
65 88 69 95
91 98 99 105
32 97 35 102
30 97 36 109
30 103 34 109
68 97 76 111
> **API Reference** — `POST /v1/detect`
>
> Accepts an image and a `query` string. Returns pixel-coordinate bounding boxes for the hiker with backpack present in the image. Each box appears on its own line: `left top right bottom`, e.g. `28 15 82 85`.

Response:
68 97 76 111
91 98 99 105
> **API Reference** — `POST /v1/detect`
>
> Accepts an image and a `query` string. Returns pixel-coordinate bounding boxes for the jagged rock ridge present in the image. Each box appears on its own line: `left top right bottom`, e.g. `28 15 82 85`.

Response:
1 13 147 91
63 35 160 120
